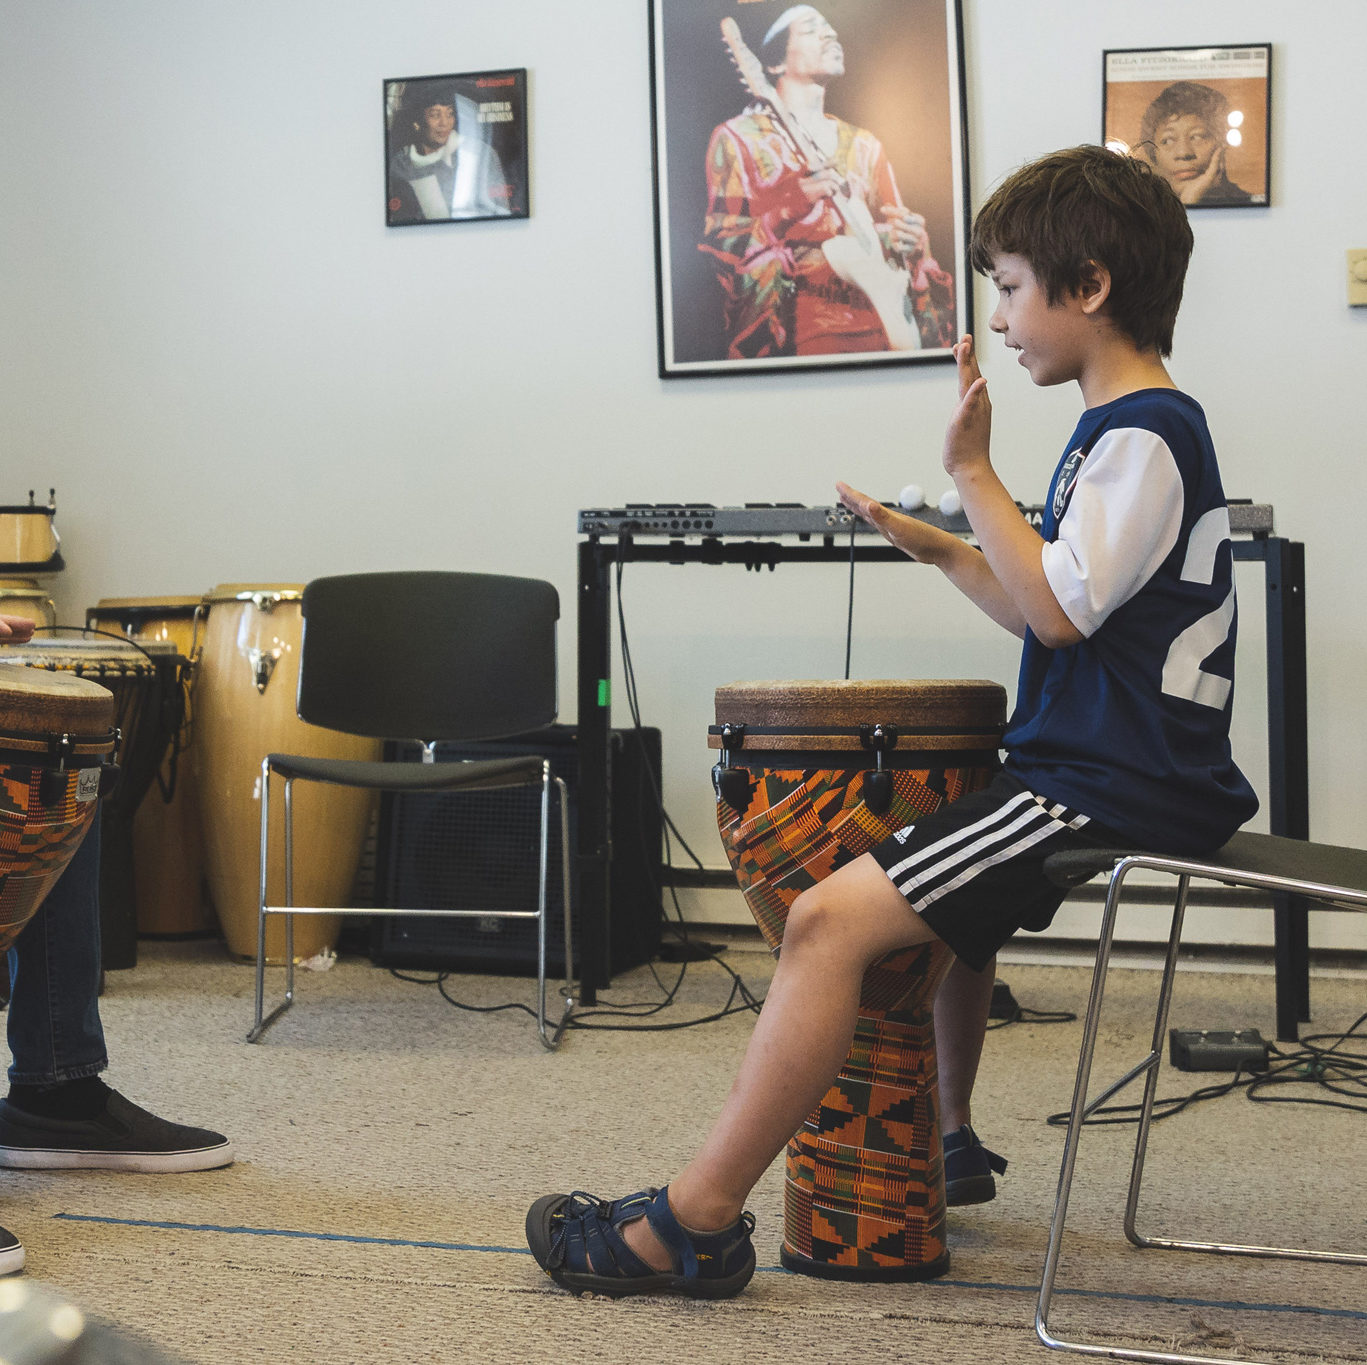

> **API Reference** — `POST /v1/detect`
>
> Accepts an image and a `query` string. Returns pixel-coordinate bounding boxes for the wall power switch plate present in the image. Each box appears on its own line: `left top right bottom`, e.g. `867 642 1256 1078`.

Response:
1169 1027 1269 1072
1348 250 1367 307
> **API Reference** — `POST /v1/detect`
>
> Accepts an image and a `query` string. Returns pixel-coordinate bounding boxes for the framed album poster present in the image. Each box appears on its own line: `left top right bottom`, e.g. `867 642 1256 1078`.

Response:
1103 44 1271 209
384 68 530 225
649 0 970 378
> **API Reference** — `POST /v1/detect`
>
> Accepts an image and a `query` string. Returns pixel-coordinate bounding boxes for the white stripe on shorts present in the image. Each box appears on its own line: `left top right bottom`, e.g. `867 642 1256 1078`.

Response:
885 788 1090 915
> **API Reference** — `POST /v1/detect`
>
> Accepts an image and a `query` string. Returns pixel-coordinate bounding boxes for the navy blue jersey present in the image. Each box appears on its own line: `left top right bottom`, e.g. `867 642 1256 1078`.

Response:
1003 388 1258 851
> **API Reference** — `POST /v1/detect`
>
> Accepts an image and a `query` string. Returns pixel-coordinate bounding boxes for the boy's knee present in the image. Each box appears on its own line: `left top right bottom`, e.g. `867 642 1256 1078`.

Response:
784 885 844 954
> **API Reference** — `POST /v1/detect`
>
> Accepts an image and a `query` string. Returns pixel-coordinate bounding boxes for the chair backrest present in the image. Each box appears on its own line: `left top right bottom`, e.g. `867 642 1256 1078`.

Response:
296 571 558 742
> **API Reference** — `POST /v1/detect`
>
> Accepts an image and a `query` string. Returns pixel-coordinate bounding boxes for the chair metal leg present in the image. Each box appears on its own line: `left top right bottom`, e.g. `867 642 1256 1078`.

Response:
1036 857 1133 1354
248 763 295 1043
1123 876 1192 1249
536 767 576 1050
1037 860 1366 1365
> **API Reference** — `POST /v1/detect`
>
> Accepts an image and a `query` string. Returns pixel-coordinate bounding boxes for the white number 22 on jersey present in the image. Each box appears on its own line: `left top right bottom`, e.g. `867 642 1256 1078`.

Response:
1161 507 1234 711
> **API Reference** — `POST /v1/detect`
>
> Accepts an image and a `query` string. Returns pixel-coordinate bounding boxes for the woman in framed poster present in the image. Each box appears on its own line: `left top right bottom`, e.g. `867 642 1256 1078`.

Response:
384 70 529 224
650 1 970 377
1103 45 1271 209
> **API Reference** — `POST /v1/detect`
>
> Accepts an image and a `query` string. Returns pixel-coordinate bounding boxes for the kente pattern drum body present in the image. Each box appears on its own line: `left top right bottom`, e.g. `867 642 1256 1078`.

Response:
710 679 1005 1280
0 664 116 952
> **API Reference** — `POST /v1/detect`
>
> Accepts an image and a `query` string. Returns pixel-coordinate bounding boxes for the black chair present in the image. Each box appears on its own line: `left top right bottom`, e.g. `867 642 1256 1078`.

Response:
247 571 576 1050
1035 831 1367 1364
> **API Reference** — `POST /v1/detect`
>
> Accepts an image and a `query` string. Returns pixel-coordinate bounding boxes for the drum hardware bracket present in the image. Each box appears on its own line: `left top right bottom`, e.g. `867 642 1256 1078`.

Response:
712 723 753 810
859 724 899 817
249 648 280 693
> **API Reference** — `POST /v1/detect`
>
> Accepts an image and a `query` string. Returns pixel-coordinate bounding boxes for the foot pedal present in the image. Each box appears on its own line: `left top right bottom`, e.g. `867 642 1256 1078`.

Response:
1168 1027 1269 1072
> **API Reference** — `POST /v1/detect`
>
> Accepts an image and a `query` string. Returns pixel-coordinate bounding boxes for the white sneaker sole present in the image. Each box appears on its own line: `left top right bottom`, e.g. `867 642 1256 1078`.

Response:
0 1141 234 1174
0 1241 26 1276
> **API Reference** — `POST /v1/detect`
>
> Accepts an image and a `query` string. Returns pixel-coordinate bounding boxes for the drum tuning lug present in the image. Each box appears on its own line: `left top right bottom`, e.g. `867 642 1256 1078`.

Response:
862 768 894 817
249 648 279 693
858 723 899 752
712 762 753 812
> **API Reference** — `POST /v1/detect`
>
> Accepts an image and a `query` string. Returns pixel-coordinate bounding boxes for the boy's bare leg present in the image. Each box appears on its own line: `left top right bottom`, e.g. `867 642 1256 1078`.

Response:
934 954 996 1134
618 854 941 1271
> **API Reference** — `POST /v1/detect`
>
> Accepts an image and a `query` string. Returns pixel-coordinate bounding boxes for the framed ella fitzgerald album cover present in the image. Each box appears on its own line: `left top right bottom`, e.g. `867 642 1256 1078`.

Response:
649 0 971 378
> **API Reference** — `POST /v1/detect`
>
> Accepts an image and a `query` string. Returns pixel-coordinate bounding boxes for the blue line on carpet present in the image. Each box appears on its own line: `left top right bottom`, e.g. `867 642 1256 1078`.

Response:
56 1215 1363 1322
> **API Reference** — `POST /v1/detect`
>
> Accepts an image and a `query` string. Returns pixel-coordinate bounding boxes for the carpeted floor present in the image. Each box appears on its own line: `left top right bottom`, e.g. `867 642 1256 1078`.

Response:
3 934 1363 1364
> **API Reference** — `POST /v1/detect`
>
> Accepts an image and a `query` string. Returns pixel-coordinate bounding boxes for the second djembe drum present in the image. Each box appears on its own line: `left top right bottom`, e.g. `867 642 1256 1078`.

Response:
710 678 1005 1280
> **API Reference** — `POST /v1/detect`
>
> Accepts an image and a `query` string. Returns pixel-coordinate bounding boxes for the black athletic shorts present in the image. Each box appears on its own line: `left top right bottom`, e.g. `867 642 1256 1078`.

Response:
867 772 1124 972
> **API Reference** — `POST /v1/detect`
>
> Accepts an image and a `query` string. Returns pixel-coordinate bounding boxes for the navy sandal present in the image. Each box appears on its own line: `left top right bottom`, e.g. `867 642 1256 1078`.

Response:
525 1185 756 1298
943 1123 1008 1206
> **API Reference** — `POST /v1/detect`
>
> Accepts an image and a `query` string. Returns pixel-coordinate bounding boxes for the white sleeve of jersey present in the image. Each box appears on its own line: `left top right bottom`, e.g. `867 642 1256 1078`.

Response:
1041 427 1185 637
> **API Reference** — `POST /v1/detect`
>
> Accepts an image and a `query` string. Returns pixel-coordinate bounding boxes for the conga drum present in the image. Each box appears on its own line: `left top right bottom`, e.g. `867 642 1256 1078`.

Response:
86 598 212 937
0 496 61 574
0 579 56 630
710 679 1006 1281
192 584 381 962
1 635 184 968
0 663 117 952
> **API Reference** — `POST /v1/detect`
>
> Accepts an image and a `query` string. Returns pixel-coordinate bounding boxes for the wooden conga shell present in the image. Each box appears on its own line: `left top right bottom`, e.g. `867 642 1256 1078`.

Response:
711 678 1006 1281
192 584 381 962
87 597 212 937
0 578 55 630
0 504 59 571
0 664 116 952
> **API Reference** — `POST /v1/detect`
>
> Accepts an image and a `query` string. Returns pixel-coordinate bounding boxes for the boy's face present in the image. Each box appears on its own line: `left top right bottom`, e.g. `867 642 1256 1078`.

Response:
986 253 1093 389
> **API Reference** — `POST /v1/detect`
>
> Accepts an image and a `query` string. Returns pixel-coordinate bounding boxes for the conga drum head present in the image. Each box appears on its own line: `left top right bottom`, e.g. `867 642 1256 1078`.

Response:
88 596 203 648
0 663 116 953
709 678 1006 1282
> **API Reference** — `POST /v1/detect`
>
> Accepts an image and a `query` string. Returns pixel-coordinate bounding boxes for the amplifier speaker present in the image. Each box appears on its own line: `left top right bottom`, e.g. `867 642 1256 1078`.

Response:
372 724 662 976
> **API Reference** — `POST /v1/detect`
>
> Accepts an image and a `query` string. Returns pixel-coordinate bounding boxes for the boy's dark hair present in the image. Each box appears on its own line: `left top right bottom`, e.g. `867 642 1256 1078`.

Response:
969 144 1194 357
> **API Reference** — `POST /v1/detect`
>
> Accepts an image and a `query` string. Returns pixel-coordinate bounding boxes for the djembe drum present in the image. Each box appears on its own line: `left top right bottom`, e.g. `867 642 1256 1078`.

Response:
2 636 183 968
710 679 1006 1280
0 663 117 952
86 597 212 937
192 584 381 962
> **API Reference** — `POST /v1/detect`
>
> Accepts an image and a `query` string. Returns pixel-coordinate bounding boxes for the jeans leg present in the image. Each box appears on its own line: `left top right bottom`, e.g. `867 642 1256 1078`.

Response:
6 807 108 1085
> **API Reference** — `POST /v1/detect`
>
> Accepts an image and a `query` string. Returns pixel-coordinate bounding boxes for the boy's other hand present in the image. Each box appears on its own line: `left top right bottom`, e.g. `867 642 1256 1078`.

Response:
943 334 992 478
0 614 37 643
835 482 951 565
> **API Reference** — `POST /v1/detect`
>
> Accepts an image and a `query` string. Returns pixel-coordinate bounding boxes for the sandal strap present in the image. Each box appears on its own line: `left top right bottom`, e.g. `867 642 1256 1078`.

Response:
551 1190 659 1278
640 1186 699 1278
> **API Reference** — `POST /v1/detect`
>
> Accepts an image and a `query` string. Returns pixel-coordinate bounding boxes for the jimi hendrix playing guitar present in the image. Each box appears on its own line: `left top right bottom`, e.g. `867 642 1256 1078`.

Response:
701 9 956 360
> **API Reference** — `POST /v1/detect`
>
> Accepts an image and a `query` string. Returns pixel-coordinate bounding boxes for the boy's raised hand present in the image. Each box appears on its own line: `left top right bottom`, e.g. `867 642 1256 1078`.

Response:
0 614 36 643
834 482 953 566
943 334 991 479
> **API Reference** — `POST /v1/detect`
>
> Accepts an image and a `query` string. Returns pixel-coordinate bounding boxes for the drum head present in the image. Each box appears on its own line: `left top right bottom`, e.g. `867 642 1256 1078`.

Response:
2 636 166 675
712 679 1006 751
0 661 116 737
202 583 304 605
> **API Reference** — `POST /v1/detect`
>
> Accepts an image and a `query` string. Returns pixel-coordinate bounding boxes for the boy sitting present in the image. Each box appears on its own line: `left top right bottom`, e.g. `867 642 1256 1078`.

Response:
527 144 1257 1299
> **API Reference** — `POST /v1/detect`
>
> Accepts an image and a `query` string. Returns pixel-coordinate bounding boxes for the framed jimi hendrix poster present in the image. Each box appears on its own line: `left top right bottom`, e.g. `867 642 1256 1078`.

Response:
649 0 969 378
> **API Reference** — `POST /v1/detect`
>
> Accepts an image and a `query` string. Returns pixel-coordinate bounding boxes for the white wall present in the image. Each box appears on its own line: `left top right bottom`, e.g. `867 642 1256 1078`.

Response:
3 2 1364 949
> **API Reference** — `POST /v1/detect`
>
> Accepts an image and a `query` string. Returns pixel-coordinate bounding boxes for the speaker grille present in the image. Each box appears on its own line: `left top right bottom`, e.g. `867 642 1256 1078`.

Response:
373 725 662 977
